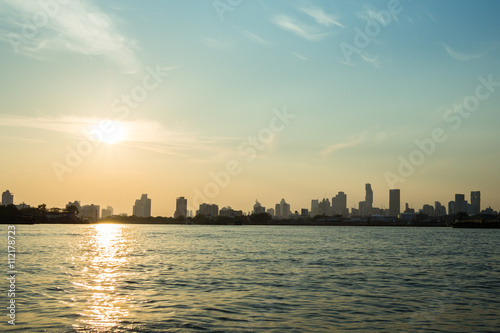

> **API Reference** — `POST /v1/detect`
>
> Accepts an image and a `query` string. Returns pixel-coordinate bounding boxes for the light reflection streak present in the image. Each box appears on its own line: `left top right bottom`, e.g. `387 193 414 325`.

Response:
72 224 133 332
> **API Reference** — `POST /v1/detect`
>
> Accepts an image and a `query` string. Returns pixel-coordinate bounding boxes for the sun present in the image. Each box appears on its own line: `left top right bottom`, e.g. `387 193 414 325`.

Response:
100 121 128 144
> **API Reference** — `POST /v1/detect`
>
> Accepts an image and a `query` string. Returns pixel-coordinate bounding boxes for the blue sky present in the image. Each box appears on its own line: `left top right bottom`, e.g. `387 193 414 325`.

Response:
0 0 499 216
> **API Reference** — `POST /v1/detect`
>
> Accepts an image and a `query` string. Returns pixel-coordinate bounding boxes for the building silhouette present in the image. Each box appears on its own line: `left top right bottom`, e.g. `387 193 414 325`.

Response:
174 197 187 218
311 199 319 217
435 201 446 216
389 189 400 217
365 184 373 207
332 191 347 216
455 194 467 214
81 204 100 220
102 206 113 218
471 191 481 215
318 198 331 216
133 194 151 217
198 203 219 217
253 200 265 214
2 190 14 206
275 198 291 219
219 207 243 217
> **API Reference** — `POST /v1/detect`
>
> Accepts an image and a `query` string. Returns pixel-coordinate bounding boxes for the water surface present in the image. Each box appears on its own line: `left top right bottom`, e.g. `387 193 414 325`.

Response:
2 225 500 332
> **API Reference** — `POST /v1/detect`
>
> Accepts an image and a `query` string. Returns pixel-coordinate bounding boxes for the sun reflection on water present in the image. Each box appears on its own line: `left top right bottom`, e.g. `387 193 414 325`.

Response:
72 224 134 332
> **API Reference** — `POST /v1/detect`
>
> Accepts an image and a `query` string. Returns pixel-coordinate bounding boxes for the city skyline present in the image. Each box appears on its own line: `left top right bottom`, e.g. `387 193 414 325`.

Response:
2 186 496 218
0 1 499 216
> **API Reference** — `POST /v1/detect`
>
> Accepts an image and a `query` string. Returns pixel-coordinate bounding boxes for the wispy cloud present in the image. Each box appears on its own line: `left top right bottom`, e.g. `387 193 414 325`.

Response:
320 137 364 158
0 115 239 157
293 52 309 61
241 30 269 45
358 5 396 24
0 135 47 144
202 37 229 49
340 50 380 68
442 44 485 61
0 0 140 73
271 14 329 41
299 7 344 28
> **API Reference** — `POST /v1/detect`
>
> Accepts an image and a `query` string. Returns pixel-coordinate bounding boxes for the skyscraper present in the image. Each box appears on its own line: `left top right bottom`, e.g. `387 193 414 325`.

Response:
365 184 373 208
133 194 151 217
471 191 481 215
389 189 400 217
174 196 188 218
101 206 113 218
2 190 14 206
275 198 291 219
332 191 347 216
455 194 467 214
253 200 265 214
311 199 319 217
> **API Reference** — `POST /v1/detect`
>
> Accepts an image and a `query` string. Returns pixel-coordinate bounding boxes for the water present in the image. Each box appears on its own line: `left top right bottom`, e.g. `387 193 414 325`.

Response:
2 224 500 332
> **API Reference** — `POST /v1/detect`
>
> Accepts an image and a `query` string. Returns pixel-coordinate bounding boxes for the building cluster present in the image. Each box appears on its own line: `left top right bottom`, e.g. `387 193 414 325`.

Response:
2 186 498 221
65 201 114 220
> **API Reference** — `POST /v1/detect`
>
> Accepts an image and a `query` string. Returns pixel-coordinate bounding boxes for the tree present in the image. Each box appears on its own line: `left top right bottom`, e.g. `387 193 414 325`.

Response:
64 205 79 215
49 207 61 214
249 212 272 224
37 204 47 213
193 214 207 223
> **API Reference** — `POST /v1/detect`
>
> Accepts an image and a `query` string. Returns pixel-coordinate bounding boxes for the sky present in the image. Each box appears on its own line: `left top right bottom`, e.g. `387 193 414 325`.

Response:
0 0 499 216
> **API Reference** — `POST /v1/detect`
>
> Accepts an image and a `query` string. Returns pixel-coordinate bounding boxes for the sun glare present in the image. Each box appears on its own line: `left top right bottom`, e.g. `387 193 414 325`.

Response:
99 121 128 144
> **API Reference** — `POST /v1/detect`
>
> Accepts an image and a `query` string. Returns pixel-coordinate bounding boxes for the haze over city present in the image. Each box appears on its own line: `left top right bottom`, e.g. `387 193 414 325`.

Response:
1 0 499 216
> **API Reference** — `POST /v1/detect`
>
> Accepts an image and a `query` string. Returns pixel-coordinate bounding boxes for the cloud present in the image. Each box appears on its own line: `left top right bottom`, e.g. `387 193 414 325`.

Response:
320 137 364 158
340 50 380 68
0 0 140 73
241 30 269 45
0 115 238 157
442 44 485 61
0 135 47 144
358 5 396 24
202 37 229 49
299 7 344 28
293 52 309 61
271 14 329 41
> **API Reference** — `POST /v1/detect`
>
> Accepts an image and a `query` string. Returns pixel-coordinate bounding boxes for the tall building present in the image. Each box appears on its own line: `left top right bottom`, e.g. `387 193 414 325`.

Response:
448 201 455 215
198 203 219 217
435 201 446 216
455 194 467 214
358 201 368 216
2 190 14 206
275 198 291 219
389 189 400 217
133 194 151 217
365 184 373 208
81 204 100 220
266 208 275 216
332 191 347 216
471 191 481 215
102 206 113 218
318 198 331 216
311 199 319 217
422 204 434 216
253 200 266 214
174 197 188 218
